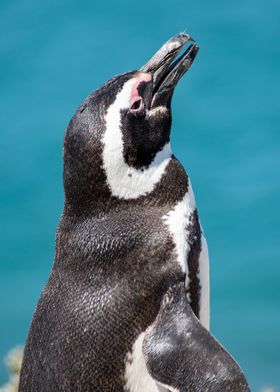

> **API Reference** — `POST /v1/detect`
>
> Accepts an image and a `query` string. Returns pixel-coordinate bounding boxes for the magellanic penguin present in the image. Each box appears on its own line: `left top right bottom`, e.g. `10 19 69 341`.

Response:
19 33 250 392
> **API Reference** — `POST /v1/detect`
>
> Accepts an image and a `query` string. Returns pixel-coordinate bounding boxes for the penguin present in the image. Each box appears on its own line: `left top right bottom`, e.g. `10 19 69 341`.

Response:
19 33 250 392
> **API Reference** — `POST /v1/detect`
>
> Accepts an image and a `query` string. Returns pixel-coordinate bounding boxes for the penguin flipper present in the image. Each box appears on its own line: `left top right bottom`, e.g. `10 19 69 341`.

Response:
143 283 250 392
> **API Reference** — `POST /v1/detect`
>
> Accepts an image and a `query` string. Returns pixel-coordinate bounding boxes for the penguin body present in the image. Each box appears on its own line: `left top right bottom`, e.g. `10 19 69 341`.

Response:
19 34 248 391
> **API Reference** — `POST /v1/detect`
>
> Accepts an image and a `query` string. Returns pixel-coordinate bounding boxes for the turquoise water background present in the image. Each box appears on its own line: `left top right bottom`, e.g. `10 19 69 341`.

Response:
0 0 279 390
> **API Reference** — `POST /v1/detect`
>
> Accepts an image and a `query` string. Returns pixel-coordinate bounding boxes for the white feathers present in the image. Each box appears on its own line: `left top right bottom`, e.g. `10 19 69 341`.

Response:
148 106 168 117
198 232 210 330
156 382 179 392
162 183 196 275
124 333 164 392
102 79 172 200
162 184 210 331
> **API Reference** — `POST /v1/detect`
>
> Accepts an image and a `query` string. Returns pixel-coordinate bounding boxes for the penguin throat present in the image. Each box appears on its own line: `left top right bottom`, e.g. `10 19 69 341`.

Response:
102 79 172 200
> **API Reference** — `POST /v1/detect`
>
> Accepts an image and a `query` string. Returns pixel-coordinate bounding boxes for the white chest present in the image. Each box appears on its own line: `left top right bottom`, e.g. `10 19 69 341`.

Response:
162 184 196 278
162 183 210 330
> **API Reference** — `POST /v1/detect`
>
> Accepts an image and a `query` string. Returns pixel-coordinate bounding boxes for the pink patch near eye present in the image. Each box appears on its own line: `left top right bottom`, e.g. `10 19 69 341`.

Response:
130 73 151 110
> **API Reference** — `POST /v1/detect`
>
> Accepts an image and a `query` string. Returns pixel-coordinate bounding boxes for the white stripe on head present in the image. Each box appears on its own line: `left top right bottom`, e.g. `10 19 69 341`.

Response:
162 181 196 276
102 78 172 200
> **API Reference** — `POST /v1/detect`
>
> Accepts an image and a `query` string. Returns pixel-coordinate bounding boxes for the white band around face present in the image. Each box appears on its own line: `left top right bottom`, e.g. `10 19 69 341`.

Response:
102 79 172 200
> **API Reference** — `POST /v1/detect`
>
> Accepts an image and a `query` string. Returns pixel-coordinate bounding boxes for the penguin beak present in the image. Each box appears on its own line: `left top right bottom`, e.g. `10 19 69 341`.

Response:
141 33 199 108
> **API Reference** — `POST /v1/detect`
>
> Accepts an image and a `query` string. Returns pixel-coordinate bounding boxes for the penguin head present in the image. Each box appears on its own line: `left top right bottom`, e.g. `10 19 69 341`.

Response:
64 33 199 206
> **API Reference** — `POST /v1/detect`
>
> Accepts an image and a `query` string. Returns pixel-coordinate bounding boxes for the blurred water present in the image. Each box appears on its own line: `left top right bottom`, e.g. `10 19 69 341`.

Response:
0 0 279 390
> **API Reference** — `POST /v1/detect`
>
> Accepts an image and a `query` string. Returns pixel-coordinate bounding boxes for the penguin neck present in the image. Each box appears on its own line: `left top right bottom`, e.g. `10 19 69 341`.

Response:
63 153 188 218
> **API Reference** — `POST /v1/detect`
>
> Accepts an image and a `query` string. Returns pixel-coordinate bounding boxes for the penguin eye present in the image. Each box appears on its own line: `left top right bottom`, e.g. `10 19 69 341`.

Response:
129 98 145 117
130 98 143 111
